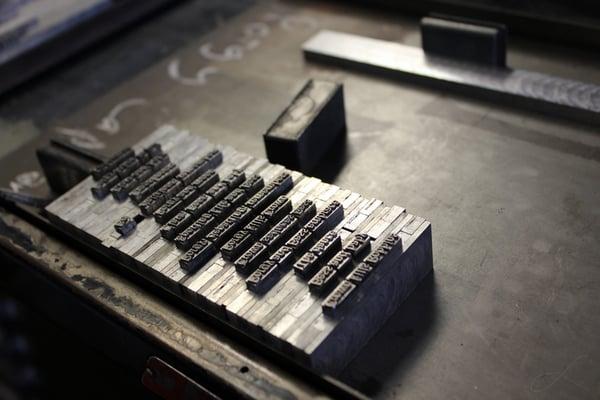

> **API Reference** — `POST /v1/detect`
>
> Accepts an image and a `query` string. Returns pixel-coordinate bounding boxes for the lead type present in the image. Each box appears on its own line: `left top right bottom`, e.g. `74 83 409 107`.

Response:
322 279 357 317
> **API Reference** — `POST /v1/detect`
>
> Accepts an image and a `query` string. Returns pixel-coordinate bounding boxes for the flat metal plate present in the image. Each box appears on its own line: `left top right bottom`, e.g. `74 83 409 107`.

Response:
0 0 599 398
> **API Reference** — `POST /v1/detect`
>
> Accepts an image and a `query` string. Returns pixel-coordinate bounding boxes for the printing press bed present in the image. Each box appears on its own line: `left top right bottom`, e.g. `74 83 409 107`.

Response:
0 1 599 399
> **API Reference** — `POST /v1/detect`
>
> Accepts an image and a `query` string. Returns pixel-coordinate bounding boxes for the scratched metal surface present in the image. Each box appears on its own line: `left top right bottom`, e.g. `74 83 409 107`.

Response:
0 0 599 399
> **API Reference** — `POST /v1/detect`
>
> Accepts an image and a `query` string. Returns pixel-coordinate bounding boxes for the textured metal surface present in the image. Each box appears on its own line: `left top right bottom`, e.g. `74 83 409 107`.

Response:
303 30 600 124
0 0 599 399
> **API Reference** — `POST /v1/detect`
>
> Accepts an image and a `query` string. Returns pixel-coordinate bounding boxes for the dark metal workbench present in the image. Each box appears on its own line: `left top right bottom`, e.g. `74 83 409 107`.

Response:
1 1 599 399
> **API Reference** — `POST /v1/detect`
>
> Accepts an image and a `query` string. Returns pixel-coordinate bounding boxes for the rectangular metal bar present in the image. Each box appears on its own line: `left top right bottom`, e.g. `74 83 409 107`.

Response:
303 30 600 125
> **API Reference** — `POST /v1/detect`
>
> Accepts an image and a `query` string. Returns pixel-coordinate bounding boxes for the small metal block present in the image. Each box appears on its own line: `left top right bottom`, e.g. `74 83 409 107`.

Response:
268 245 295 270
114 157 140 179
285 227 313 255
345 263 373 285
259 215 299 250
290 199 317 224
239 175 264 196
293 251 320 279
176 185 200 206
206 206 251 246
191 170 219 193
246 260 282 294
309 231 341 261
114 216 137 237
161 211 195 240
154 198 185 224
317 200 344 230
91 148 134 180
260 196 292 223
205 182 229 201
308 265 339 295
220 230 254 261
322 279 357 317
175 213 216 250
185 194 214 217
208 200 232 219
224 188 247 208
343 233 371 260
235 242 268 275
222 169 245 189
244 214 270 237
327 250 353 274
263 79 346 172
139 191 166 216
363 234 403 269
91 173 119 199
179 239 216 273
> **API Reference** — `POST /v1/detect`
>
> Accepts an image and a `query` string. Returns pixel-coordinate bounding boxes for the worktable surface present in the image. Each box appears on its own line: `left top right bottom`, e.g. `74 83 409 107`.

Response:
0 1 599 399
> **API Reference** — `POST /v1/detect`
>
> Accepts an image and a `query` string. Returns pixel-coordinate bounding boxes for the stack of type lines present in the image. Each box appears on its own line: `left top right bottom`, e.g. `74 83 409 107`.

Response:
45 125 433 373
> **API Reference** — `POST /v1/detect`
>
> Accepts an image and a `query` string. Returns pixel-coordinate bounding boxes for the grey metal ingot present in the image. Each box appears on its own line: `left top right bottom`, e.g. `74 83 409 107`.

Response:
263 79 346 172
45 125 433 375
